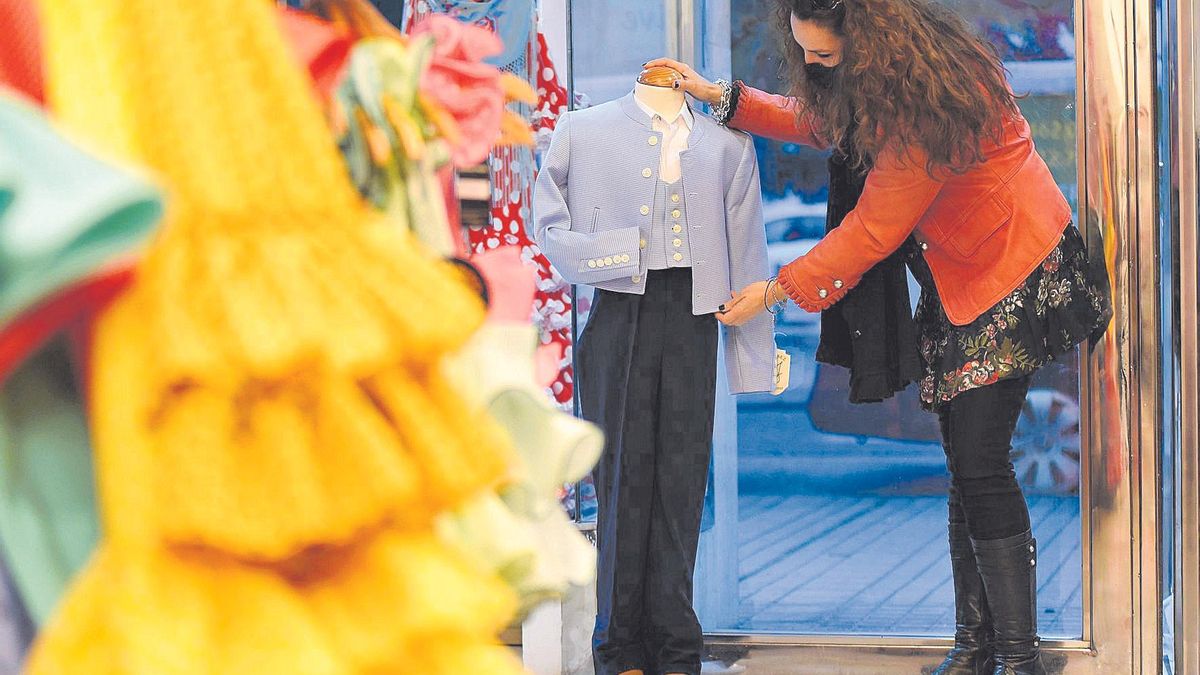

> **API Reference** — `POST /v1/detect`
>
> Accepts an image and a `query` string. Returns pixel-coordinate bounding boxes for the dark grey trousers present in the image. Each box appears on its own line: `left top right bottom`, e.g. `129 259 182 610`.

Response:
579 267 718 675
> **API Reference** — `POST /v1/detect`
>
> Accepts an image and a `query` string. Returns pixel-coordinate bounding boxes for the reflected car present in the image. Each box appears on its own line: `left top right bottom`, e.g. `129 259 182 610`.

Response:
807 354 1083 495
762 196 827 329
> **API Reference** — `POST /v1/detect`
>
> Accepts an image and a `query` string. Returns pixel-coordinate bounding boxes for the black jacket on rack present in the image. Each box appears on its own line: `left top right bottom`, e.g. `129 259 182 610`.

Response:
814 142 923 403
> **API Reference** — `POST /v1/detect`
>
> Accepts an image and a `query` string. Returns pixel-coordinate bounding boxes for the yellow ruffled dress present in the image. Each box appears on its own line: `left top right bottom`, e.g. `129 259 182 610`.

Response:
29 0 523 672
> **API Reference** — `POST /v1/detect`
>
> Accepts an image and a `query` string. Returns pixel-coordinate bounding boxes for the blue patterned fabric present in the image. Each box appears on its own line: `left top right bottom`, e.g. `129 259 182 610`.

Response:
534 92 776 394
412 0 534 68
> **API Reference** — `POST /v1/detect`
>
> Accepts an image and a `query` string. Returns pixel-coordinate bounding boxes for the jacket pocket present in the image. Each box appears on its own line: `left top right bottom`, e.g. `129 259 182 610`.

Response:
946 190 1013 258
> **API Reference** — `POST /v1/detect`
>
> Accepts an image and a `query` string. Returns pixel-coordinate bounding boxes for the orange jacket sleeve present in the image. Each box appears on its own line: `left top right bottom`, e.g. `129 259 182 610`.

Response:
777 144 944 311
726 82 828 149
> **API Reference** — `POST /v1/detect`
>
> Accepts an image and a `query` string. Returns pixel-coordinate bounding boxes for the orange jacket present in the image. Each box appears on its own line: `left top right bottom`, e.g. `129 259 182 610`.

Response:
730 84 1070 326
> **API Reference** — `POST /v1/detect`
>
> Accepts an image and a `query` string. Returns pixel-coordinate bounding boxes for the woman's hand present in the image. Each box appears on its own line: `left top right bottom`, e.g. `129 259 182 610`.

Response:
717 280 786 326
643 58 723 105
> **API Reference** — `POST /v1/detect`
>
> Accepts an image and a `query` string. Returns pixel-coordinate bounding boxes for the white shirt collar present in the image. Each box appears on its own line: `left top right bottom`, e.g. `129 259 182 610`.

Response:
634 95 694 130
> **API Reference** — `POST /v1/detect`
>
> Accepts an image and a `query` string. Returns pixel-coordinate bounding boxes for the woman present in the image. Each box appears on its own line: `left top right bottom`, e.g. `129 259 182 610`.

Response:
650 0 1110 673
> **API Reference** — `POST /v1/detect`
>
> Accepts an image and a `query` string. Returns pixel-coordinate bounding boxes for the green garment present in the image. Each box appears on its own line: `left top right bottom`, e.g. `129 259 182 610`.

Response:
0 339 98 625
0 92 162 624
0 91 162 324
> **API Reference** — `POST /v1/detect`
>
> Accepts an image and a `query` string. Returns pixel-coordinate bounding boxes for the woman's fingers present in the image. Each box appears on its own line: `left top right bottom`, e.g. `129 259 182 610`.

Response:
717 294 755 326
644 57 691 74
642 58 721 103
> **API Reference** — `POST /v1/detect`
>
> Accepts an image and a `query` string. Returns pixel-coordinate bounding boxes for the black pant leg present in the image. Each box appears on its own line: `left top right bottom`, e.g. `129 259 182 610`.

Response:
939 377 1034 541
643 268 718 675
938 412 969 526
583 283 664 675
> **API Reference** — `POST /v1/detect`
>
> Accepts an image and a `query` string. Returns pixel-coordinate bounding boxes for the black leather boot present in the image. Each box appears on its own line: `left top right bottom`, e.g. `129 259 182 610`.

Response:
932 522 994 675
972 530 1047 675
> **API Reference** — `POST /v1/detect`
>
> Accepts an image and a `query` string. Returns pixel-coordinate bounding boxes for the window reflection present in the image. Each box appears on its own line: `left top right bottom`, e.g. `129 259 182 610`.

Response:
697 0 1083 637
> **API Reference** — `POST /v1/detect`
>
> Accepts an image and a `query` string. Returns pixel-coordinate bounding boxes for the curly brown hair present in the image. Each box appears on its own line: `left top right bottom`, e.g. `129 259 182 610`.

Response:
776 0 1020 174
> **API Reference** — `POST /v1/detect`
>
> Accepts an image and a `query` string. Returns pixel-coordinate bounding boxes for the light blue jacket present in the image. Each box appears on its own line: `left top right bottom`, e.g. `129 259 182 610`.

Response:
533 92 775 394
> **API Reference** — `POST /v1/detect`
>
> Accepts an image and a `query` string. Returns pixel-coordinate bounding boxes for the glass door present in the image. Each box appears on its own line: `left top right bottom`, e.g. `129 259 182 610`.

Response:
688 0 1083 639
562 0 1167 670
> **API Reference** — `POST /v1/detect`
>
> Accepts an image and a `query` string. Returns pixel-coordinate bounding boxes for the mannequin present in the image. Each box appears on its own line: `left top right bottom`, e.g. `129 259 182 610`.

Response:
533 67 776 675
633 67 685 120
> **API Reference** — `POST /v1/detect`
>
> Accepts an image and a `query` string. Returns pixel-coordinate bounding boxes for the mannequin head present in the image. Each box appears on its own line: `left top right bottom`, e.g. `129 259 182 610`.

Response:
634 65 686 119
637 65 683 88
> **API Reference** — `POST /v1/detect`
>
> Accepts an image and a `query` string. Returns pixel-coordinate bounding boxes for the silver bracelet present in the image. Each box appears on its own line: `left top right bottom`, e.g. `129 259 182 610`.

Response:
712 78 734 126
764 276 783 314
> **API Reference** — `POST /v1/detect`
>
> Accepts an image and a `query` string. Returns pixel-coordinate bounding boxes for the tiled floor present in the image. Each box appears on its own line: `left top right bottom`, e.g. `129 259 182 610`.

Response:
701 494 1082 638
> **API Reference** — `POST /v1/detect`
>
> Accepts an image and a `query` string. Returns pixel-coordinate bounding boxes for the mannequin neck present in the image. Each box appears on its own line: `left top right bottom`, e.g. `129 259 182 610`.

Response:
634 82 686 120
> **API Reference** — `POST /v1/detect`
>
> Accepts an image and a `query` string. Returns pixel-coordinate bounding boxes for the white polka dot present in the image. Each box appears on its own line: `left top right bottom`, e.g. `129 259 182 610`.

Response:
543 68 555 80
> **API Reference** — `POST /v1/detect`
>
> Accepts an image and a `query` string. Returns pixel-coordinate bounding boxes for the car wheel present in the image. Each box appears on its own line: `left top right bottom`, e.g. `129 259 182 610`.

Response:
1011 388 1081 494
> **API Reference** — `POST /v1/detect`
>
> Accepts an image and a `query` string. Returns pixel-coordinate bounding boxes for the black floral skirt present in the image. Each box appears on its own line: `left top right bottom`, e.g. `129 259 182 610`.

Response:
908 224 1112 411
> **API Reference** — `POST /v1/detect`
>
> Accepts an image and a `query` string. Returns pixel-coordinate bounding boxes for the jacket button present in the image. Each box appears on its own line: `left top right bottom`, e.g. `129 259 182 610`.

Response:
648 136 658 146
642 168 652 178
818 288 829 299
640 205 650 215
620 254 631 263
920 241 929 251
588 260 597 269
671 194 680 203
640 238 647 249
674 253 684 262
604 256 614 265
673 238 683 247
672 224 682 233
853 330 862 338
633 274 641 283
833 279 844 289
671 209 681 219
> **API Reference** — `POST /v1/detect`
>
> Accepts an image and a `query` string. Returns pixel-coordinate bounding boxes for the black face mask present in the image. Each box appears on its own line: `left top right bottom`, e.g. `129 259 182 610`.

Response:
804 62 839 89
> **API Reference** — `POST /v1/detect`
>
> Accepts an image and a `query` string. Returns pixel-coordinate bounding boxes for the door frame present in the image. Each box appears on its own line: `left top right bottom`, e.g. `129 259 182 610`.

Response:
1163 0 1200 671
